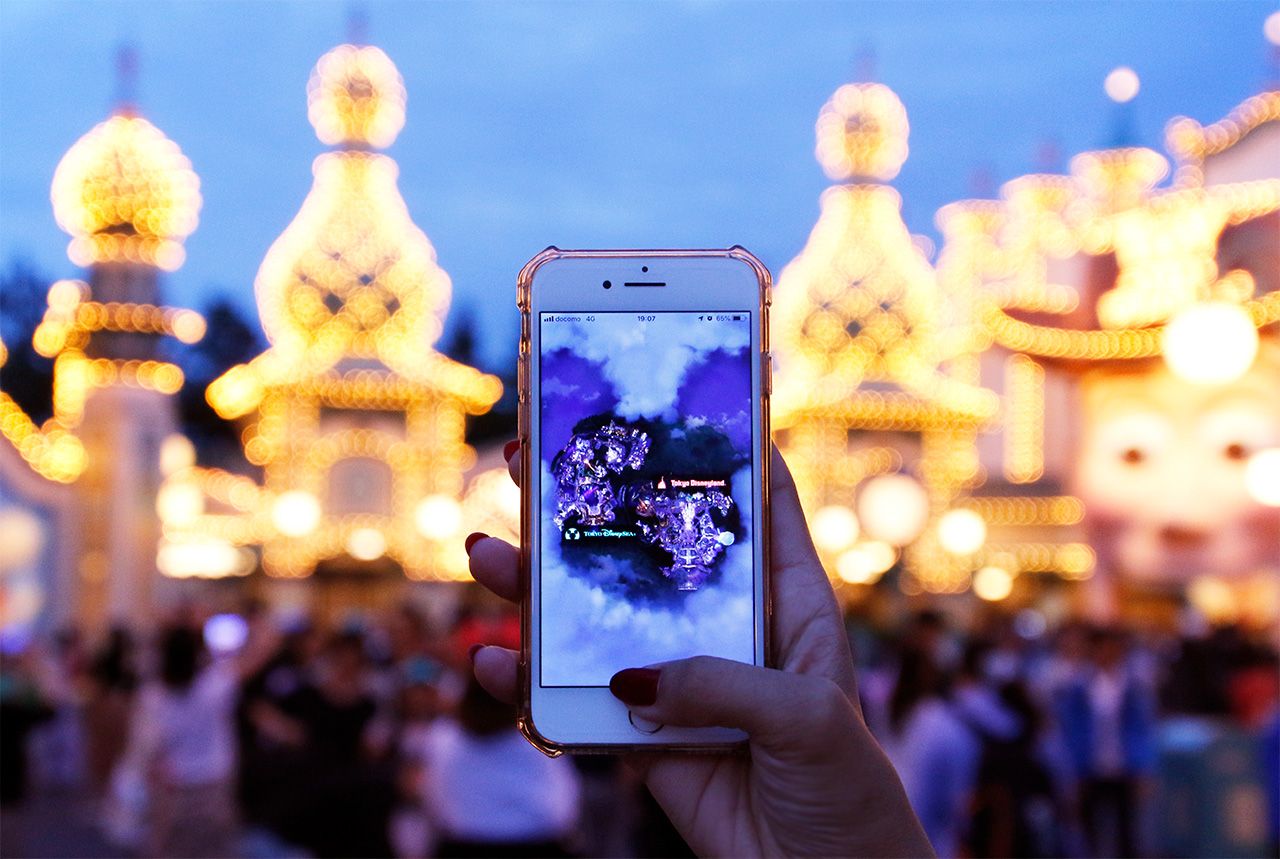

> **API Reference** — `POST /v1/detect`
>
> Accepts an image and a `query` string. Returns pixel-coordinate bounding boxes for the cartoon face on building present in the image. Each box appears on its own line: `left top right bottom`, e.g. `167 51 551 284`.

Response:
1074 339 1280 584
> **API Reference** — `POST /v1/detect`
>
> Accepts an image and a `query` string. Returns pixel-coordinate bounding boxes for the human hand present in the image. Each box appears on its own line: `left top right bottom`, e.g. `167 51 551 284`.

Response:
467 443 932 857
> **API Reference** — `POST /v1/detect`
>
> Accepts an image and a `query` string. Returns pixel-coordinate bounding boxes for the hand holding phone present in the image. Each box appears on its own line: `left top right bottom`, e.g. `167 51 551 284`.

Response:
466 445 932 857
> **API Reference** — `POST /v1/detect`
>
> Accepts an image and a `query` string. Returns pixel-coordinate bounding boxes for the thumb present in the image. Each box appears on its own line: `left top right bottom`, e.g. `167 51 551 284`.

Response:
610 656 854 749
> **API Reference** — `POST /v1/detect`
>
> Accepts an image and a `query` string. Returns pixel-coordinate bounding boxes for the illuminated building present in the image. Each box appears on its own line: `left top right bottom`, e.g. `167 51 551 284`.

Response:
773 80 999 594
1 103 206 630
188 44 502 582
936 87 1279 611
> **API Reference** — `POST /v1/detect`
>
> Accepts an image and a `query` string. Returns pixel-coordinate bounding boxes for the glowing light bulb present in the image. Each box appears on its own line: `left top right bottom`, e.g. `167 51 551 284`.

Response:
156 482 203 527
159 434 196 477
937 508 987 556
973 565 1014 601
415 494 464 540
1104 66 1140 103
1245 448 1280 507
835 541 897 584
0 506 45 573
811 505 859 553
346 527 386 561
856 474 930 547
272 490 322 537
1162 301 1259 384
1266 11 1280 46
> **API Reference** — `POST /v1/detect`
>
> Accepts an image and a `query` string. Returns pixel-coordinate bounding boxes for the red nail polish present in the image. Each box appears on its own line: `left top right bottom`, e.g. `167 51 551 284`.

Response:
465 532 488 554
609 668 660 706
467 643 484 664
503 439 520 460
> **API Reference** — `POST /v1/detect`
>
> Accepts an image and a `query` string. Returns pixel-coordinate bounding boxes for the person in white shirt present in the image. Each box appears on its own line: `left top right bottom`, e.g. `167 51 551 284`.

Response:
420 674 580 857
119 618 279 858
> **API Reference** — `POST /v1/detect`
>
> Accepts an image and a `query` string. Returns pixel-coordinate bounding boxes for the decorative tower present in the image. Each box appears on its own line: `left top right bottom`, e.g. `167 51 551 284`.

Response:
773 81 997 594
24 98 205 629
206 44 501 581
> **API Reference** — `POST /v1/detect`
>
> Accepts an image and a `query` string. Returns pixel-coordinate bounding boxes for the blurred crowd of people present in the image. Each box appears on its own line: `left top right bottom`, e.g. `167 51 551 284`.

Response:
854 609 1280 859
0 594 645 859
2 595 1278 859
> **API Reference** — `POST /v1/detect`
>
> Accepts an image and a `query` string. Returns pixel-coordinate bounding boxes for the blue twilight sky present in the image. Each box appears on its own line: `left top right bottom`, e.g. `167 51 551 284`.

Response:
1 1 1275 368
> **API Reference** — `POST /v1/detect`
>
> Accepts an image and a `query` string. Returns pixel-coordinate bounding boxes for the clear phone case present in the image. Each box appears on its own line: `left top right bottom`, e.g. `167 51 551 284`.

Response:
515 246 773 756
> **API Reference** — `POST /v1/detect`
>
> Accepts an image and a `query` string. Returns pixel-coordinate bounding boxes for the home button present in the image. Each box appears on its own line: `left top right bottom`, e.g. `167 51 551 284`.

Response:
628 711 664 734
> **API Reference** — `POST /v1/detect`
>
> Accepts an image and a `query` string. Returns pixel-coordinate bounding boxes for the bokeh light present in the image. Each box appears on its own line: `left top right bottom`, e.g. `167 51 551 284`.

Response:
937 508 987 556
856 474 931 547
811 504 859 553
271 490 322 537
1161 301 1259 384
346 527 387 561
972 565 1014 601
1104 66 1140 103
1245 448 1280 507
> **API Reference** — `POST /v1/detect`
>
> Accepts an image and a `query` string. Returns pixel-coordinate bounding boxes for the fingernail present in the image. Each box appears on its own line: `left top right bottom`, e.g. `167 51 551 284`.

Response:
609 668 660 707
467 643 484 664
465 532 488 554
503 439 520 460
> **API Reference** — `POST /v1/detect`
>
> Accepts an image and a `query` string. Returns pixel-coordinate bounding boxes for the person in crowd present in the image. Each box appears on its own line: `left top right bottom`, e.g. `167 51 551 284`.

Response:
419 673 582 857
236 618 322 854
122 625 240 858
390 656 447 859
1058 627 1155 859
0 646 54 810
28 628 89 791
83 625 137 793
880 643 975 857
271 628 396 858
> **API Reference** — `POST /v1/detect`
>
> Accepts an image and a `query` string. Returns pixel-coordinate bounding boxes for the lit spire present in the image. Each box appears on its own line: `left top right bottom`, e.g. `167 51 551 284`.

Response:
50 51 201 272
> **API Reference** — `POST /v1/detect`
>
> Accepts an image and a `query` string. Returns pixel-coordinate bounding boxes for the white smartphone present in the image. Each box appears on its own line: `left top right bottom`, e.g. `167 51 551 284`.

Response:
516 247 772 753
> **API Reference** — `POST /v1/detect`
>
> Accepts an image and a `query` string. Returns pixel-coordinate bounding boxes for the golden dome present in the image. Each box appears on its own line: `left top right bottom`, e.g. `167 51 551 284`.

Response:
51 111 201 271
815 82 910 182
307 44 406 149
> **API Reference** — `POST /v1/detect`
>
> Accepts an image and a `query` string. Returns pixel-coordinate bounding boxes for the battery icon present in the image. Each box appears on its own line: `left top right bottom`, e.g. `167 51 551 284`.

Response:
732 315 742 321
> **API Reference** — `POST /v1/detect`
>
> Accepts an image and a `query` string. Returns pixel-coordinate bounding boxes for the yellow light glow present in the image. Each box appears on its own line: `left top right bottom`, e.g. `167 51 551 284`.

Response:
201 44 501 580
856 473 931 547
272 490 322 537
158 537 254 579
307 44 406 149
973 565 1014 601
937 508 987 556
159 434 196 477
1104 67 1140 104
156 481 204 527
1187 576 1238 623
811 505 859 553
815 83 909 181
835 540 897 584
51 112 201 271
415 494 464 540
346 527 386 561
1162 301 1259 384
1245 448 1280 507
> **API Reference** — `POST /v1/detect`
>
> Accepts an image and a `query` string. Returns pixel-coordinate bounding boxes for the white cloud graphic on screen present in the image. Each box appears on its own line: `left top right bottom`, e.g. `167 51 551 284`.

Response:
540 464 756 685
542 314 749 418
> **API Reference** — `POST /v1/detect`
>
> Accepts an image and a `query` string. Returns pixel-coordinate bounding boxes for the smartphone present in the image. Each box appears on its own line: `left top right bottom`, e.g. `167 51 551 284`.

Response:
516 247 772 753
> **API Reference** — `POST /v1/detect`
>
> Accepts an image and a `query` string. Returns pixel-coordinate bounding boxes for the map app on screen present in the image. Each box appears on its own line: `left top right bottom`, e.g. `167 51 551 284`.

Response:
538 311 756 687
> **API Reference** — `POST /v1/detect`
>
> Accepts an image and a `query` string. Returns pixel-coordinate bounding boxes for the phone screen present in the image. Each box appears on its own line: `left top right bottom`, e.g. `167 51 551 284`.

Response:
537 310 758 687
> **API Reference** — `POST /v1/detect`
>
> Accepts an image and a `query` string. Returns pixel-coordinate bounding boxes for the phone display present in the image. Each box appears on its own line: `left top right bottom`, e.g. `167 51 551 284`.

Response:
538 311 756 686
518 247 770 752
